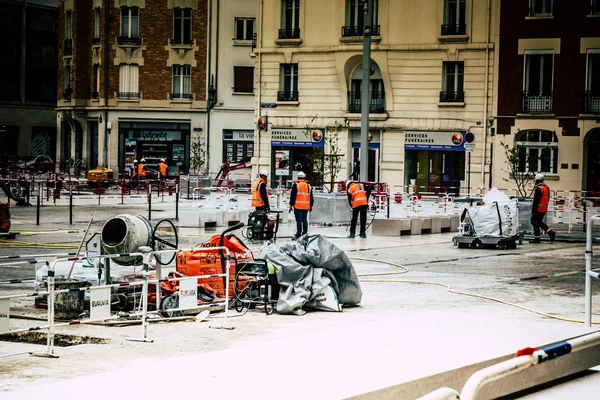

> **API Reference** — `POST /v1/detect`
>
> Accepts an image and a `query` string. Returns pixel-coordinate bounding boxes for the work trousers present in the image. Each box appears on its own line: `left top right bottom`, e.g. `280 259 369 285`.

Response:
531 210 549 237
294 208 309 236
350 205 368 236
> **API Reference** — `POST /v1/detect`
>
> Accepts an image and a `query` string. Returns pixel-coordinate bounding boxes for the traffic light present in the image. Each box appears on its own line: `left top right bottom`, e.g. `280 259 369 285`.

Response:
257 116 268 131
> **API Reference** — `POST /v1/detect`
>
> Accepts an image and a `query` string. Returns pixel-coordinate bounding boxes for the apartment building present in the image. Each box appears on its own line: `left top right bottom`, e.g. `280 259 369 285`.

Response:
57 0 209 175
253 0 496 191
0 0 58 160
492 0 600 193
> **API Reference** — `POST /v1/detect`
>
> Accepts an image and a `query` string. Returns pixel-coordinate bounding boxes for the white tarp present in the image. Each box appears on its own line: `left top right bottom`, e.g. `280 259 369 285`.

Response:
462 188 518 237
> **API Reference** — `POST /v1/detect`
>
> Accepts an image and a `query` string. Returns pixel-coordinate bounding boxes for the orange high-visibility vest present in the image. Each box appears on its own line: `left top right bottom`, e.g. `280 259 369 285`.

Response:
251 178 266 207
131 164 137 177
138 163 147 177
536 184 549 212
293 180 311 210
348 182 368 208
159 162 167 177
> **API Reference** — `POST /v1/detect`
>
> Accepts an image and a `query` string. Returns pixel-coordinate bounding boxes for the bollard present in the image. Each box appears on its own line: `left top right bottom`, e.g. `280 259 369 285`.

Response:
36 183 41 226
69 185 73 225
175 183 179 220
148 184 152 221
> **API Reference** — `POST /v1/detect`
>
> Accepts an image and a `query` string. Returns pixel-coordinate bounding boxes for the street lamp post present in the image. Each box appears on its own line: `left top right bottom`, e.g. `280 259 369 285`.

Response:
359 0 373 182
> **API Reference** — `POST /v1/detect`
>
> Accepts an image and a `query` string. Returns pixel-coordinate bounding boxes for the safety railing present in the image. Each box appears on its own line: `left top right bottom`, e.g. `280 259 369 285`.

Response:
585 215 600 327
419 330 600 399
0 247 233 358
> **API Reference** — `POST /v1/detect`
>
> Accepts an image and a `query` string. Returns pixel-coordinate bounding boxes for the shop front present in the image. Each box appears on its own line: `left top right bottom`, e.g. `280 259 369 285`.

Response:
270 127 325 188
404 130 466 194
351 130 380 182
118 122 190 177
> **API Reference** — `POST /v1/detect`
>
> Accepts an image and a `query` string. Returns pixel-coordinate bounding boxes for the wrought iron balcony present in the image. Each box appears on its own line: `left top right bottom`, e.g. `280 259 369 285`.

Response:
117 36 142 45
439 91 465 102
278 28 300 39
64 39 72 56
92 38 101 46
169 38 194 46
341 25 380 37
584 91 600 114
169 93 194 100
521 91 553 113
440 24 466 36
277 90 298 102
347 90 385 113
90 91 100 100
117 92 141 100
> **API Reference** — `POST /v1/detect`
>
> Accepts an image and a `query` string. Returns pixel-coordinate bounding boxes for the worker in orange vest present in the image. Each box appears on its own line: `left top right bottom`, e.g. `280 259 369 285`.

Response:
530 173 556 243
138 158 147 183
347 180 371 239
131 159 138 178
251 169 270 211
289 171 314 240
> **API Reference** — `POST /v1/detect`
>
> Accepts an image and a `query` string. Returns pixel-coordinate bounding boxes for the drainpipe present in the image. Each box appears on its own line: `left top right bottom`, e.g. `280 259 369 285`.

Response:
256 0 263 175
103 0 109 168
206 0 212 176
481 0 491 188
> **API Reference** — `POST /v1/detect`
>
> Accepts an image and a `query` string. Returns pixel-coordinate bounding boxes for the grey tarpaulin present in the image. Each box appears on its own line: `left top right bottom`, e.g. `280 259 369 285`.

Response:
257 234 362 315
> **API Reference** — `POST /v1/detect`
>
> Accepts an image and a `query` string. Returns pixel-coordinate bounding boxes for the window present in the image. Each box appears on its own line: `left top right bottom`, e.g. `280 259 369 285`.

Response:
442 0 466 35
64 65 71 90
120 7 139 38
279 0 300 39
278 64 298 101
173 8 192 45
171 65 191 99
94 8 100 40
529 0 552 16
586 52 600 113
343 0 379 36
223 141 254 163
592 0 600 15
118 64 139 99
65 10 72 38
515 130 558 174
233 66 254 93
523 52 553 112
440 62 464 102
235 18 255 41
348 78 385 112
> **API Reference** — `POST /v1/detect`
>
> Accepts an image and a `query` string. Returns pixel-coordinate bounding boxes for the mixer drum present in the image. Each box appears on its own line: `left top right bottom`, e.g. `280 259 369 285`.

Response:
101 214 153 265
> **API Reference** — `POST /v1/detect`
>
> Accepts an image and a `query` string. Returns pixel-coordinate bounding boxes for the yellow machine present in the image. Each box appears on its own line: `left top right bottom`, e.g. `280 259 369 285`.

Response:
87 168 114 181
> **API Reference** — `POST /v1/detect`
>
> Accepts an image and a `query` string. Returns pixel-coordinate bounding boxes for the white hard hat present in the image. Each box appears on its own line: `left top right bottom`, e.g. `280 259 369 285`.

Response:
141 158 146 162
160 158 165 162
259 169 268 176
133 159 138 163
535 173 544 181
297 171 306 179
346 180 352 188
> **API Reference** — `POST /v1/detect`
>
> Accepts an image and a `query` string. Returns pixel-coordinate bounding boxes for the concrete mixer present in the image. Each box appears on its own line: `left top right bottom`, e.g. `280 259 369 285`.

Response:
100 214 178 266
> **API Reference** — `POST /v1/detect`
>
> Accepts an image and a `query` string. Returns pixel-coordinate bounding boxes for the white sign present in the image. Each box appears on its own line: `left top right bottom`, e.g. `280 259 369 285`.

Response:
271 128 325 146
90 286 111 320
86 232 102 262
0 299 9 332
223 130 254 141
464 143 475 153
178 278 197 310
404 131 466 152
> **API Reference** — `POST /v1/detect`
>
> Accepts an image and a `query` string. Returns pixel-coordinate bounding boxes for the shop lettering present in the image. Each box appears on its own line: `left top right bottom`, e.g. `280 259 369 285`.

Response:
134 131 169 141
91 300 109 307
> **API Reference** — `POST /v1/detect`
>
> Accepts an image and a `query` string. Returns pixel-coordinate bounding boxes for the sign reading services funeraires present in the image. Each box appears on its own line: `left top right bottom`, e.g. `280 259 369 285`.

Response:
404 131 467 152
271 128 325 147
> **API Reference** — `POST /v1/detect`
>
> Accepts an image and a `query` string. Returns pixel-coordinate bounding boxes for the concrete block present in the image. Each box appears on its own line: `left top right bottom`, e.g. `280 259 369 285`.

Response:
440 216 452 232
179 210 201 227
410 218 423 235
430 217 442 234
450 215 460 232
421 218 432 233
372 219 401 236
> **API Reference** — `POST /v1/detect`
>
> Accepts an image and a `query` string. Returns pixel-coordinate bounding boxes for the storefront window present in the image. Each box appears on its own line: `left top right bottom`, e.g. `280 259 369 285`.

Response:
515 129 558 174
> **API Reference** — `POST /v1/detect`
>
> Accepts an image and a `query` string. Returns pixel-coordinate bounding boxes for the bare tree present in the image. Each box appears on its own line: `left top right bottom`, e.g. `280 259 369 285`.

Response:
500 141 540 198
189 134 206 175
323 122 344 192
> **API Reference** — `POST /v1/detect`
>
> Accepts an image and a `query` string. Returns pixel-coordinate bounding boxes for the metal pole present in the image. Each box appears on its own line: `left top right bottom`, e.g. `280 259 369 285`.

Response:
467 152 472 205
175 182 179 220
36 182 40 226
585 216 600 327
69 184 73 225
148 184 152 221
359 0 372 182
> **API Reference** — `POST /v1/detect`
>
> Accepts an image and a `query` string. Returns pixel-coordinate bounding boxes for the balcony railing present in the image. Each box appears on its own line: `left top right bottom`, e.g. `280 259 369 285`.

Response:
521 91 553 113
347 90 385 113
64 38 72 56
92 37 101 46
90 91 100 100
277 90 298 102
169 38 194 46
169 93 193 100
584 91 600 114
341 25 380 37
440 24 466 35
439 91 465 102
117 36 142 45
278 28 300 39
117 92 141 100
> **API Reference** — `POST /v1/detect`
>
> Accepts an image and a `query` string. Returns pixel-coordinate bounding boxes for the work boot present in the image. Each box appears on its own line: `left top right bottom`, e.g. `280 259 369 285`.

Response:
347 234 355 239
359 233 367 239
548 230 556 242
529 237 541 244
